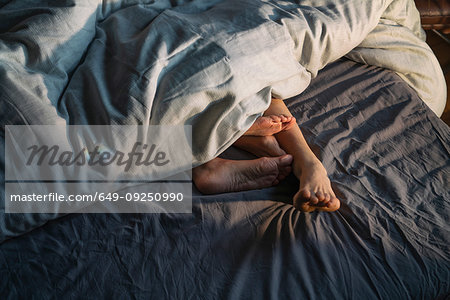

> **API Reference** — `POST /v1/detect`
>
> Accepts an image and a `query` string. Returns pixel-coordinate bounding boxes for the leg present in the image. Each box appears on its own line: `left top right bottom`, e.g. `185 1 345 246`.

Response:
266 98 340 212
193 155 293 194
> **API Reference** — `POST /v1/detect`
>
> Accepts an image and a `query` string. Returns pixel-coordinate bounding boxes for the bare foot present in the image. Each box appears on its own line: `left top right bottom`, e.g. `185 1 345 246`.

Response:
293 160 340 212
244 115 296 136
193 155 293 194
233 135 286 157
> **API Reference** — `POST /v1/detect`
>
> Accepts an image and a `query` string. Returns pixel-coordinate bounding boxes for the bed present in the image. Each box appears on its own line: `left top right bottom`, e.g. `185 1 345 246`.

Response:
0 0 449 299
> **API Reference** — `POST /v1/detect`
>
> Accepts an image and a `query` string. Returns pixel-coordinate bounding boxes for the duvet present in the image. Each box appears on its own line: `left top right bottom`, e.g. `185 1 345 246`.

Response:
0 0 449 298
0 0 446 164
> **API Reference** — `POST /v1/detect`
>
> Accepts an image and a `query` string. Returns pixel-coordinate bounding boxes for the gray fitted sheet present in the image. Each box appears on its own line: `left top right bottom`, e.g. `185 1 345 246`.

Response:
0 59 449 299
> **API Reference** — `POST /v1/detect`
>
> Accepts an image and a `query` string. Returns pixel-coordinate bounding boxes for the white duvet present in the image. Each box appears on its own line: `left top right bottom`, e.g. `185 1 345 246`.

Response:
0 0 446 166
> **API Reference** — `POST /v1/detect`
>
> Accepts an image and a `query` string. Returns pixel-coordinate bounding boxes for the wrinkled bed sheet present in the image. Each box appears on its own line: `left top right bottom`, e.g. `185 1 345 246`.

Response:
1 0 447 242
0 0 449 298
0 59 449 299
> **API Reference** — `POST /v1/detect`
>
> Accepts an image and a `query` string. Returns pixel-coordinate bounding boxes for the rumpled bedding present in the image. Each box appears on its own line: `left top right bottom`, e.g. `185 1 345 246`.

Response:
0 0 446 161
0 0 447 239
1 58 449 299
0 0 449 298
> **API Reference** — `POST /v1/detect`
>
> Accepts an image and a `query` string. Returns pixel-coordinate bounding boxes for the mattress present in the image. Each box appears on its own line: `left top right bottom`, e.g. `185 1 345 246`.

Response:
0 58 448 299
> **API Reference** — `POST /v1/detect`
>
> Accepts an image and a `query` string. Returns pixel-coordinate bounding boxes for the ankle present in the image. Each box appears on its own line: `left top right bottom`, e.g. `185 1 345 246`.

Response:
293 157 323 177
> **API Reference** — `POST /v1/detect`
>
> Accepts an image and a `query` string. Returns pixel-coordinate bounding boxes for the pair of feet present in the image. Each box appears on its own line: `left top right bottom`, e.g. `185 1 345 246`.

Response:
193 115 340 212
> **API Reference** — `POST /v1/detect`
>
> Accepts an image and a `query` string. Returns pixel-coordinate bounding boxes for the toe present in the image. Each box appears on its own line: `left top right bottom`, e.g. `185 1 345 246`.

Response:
271 115 281 123
309 195 319 205
299 189 311 202
294 190 319 212
278 154 293 166
316 191 325 202
315 192 331 207
317 196 340 212
300 203 316 212
283 117 296 130
281 166 292 176
329 197 340 209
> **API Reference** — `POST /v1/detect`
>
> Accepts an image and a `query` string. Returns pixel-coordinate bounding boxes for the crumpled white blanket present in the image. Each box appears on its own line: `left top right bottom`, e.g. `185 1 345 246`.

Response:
0 0 446 166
